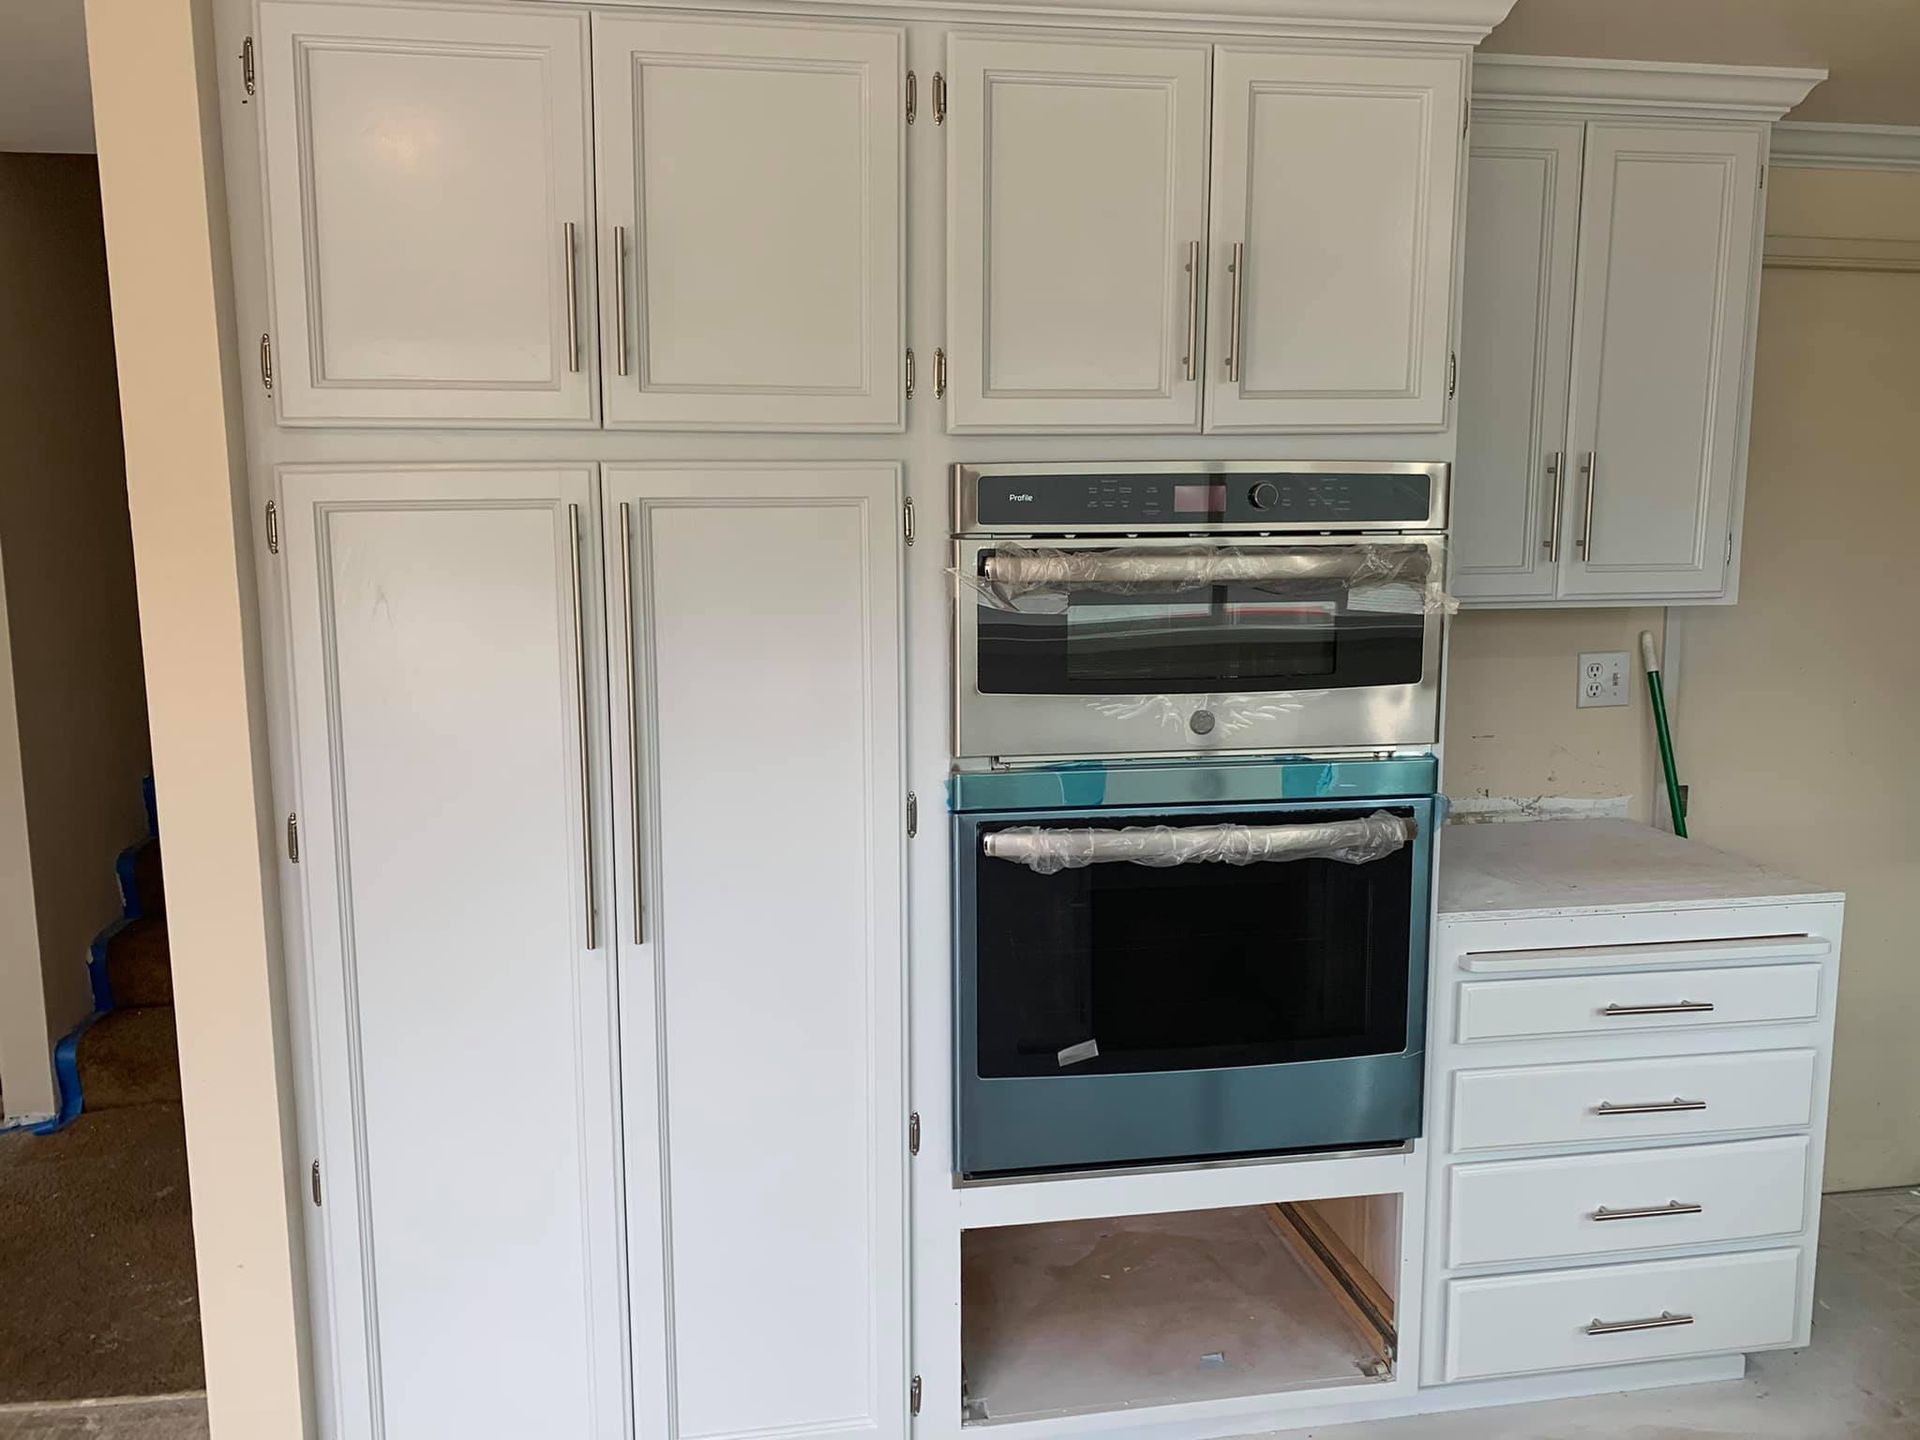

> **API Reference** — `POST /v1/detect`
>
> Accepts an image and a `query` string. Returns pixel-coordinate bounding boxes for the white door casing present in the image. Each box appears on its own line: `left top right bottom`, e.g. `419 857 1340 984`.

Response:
1451 120 1583 600
605 464 908 1440
258 3 597 424
1561 125 1761 599
945 32 1212 432
594 16 905 431
1206 48 1464 432
279 465 625 1438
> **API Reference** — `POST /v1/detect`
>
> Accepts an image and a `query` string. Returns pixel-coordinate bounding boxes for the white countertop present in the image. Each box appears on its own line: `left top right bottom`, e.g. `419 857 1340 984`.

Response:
1437 819 1842 920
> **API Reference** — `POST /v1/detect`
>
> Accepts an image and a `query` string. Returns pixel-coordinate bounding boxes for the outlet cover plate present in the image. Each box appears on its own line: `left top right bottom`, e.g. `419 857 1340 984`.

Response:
1578 651 1631 708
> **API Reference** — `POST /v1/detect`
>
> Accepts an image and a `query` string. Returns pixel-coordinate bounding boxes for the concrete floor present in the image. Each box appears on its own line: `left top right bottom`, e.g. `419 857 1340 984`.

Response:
0 1188 1912 1440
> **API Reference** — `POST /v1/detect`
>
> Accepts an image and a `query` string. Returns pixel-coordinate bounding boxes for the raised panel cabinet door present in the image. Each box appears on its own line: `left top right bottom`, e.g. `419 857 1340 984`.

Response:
1453 121 1584 602
278 467 625 1438
945 33 1211 431
594 17 904 430
604 464 907 1440
1206 48 1464 432
258 4 596 424
1561 125 1762 599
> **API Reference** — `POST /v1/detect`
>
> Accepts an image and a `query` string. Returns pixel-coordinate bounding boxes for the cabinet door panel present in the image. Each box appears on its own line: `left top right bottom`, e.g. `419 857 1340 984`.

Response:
1207 49 1463 431
259 3 595 423
607 466 907 1440
281 467 623 1437
595 17 903 430
1562 126 1760 599
946 34 1211 431
1453 122 1583 602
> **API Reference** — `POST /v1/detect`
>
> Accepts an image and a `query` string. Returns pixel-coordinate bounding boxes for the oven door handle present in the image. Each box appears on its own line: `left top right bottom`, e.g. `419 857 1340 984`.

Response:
982 812 1417 875
980 547 1425 590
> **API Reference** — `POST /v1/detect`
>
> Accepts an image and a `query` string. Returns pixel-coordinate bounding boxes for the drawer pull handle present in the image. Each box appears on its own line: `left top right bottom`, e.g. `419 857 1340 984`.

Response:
1592 1201 1704 1222
1602 1001 1715 1017
1585 1310 1695 1337
1594 1097 1708 1116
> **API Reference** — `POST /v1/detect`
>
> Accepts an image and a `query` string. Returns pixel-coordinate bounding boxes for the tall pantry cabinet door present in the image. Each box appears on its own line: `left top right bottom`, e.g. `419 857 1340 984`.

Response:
945 34 1212 431
1452 121 1584 602
257 4 596 424
1560 125 1762 600
1206 49 1464 431
278 468 625 1438
605 465 908 1440
594 17 904 430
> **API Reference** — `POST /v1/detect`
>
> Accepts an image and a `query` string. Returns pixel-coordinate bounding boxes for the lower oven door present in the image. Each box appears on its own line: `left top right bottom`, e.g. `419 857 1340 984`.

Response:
955 796 1433 1176
954 534 1443 761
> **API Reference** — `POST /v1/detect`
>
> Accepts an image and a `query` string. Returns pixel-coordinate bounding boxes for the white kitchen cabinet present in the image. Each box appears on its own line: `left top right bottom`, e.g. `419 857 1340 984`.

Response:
1205 48 1464 432
944 34 1212 432
258 4 597 424
279 466 625 1436
605 465 908 1440
594 17 904 431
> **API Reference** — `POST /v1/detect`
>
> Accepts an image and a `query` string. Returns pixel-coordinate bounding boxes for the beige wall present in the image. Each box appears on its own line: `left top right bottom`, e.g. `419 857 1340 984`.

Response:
0 152 150 1123
86 0 312 1433
1671 167 1920 1192
0 542 46 1117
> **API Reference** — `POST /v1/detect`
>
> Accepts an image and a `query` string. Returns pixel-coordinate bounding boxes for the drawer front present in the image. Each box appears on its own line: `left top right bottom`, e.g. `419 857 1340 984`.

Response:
1451 1048 1817 1152
1456 963 1821 1043
1443 1246 1802 1381
1446 1135 1811 1267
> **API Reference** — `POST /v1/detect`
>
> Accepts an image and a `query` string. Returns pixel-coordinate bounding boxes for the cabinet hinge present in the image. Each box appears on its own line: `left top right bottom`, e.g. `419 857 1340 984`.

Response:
909 1111 921 1155
906 791 918 838
1448 351 1457 399
240 36 256 100
931 72 946 125
910 1375 923 1416
906 70 917 125
265 500 280 555
903 496 916 547
286 812 300 864
259 332 274 394
934 347 947 399
905 347 915 400
310 1159 322 1206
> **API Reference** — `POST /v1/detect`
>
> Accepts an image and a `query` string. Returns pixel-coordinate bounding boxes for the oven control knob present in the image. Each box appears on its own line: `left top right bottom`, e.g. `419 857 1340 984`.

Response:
1189 709 1216 736
1249 480 1281 511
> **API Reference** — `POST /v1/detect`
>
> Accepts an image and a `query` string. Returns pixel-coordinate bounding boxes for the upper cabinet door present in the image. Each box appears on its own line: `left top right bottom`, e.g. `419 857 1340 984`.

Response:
258 4 596 425
594 16 904 431
1561 125 1760 600
1452 121 1584 602
945 34 1212 432
1206 49 1464 432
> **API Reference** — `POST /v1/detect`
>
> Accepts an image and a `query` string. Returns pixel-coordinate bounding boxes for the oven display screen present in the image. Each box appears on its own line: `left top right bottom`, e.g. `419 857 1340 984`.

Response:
1170 482 1227 516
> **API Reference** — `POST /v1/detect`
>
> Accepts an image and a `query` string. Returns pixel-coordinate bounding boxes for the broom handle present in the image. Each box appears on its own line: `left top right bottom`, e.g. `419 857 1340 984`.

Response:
1641 631 1688 838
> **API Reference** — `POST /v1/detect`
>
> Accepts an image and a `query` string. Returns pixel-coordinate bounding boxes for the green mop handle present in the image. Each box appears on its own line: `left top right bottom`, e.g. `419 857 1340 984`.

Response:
1640 631 1688 838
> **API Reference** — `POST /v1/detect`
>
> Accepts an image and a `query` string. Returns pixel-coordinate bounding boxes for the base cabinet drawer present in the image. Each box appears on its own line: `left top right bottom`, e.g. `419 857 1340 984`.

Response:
1446 1135 1811 1267
1455 963 1821 1043
1451 1048 1816 1152
1442 1247 1803 1381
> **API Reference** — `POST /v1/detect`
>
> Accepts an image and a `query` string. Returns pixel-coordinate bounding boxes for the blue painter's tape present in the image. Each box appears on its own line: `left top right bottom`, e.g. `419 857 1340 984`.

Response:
31 1014 99 1135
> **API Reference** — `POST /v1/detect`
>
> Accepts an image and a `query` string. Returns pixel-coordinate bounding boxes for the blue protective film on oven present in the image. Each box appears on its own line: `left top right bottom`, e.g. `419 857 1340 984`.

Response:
946 754 1437 813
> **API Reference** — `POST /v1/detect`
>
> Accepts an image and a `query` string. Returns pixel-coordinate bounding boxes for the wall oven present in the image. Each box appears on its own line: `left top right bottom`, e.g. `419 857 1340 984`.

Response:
953 462 1447 763
953 756 1435 1177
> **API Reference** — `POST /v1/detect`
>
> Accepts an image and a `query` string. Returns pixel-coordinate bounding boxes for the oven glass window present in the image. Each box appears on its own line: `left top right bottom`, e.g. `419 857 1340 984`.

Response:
971 807 1414 1079
974 552 1427 696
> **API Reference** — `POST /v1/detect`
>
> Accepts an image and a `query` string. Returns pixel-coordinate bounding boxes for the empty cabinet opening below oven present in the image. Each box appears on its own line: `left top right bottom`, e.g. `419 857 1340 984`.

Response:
960 1196 1400 1424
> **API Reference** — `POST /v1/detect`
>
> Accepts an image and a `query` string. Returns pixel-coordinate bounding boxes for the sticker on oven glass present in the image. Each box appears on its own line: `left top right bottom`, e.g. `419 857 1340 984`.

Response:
1346 582 1426 615
1057 1039 1100 1067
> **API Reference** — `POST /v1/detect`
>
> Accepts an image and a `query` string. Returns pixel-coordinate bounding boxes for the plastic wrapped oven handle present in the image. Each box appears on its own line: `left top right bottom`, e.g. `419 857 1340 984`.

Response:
982 811 1417 875
981 549 1384 588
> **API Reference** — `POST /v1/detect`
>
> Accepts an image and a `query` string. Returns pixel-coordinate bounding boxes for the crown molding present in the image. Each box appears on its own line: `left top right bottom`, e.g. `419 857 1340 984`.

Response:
1765 235 1920 273
1472 54 1826 124
1770 123 1920 174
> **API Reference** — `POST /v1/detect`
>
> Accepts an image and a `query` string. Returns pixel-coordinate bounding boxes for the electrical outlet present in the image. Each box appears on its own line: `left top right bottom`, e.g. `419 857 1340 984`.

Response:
1578 651 1631 708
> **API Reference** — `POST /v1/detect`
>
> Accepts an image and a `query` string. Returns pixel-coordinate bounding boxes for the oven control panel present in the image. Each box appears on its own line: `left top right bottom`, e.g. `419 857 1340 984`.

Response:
958 466 1444 533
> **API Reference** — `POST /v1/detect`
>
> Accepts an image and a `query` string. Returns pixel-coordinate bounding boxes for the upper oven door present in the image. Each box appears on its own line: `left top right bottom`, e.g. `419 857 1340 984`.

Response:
954 534 1443 760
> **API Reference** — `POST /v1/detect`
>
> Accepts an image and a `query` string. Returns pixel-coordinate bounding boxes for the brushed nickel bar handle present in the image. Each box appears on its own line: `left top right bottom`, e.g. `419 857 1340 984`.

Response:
1224 242 1245 383
618 501 644 943
1578 450 1596 559
1182 240 1201 383
1585 1311 1694 1337
563 221 581 374
1545 450 1565 561
1593 1201 1704 1223
1601 1000 1715 1017
613 225 630 378
567 503 596 950
1594 1097 1707 1116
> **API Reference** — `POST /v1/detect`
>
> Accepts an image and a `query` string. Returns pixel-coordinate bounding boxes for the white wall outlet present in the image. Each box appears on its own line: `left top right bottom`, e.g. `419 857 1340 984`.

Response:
1578 651 1632 708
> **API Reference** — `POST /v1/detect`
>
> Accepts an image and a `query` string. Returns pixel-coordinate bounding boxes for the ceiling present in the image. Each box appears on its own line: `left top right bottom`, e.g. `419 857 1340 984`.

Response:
1485 0 1920 126
0 0 92 154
